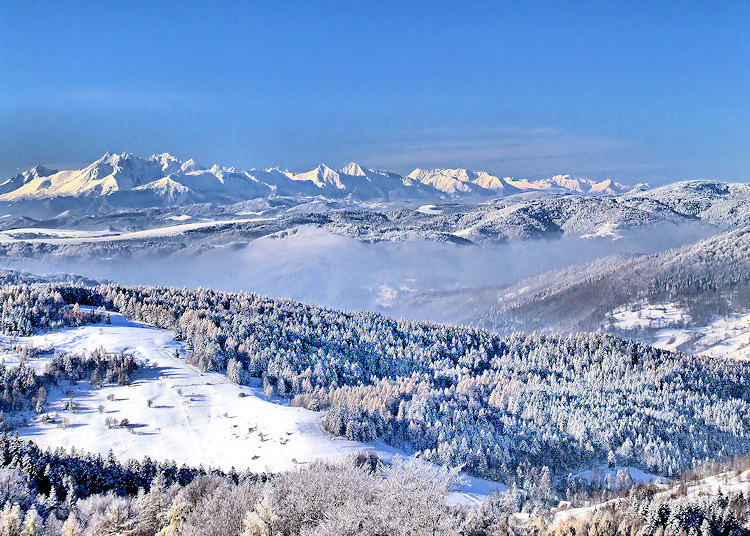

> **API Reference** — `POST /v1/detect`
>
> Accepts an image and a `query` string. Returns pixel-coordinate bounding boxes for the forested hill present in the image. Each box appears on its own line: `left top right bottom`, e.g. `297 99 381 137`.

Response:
1 277 749 483
478 226 750 334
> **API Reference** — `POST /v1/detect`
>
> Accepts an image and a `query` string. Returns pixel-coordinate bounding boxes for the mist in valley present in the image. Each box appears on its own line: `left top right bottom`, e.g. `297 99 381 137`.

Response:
1 222 720 325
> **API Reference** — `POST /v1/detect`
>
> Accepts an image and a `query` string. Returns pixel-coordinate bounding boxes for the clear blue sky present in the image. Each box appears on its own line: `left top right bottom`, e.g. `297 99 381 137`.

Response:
1 0 748 183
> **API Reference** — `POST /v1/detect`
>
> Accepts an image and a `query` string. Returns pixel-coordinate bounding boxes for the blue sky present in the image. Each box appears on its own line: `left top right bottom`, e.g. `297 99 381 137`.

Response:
1 0 748 183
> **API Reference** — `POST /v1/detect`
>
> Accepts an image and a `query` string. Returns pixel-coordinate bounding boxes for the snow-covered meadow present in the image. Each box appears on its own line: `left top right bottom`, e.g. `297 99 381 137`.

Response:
611 303 750 360
611 303 688 330
4 311 503 505
551 466 750 528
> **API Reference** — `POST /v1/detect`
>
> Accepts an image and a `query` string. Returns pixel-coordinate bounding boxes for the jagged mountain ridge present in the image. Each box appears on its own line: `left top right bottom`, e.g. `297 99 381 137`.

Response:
0 165 57 195
407 168 642 196
2 152 647 208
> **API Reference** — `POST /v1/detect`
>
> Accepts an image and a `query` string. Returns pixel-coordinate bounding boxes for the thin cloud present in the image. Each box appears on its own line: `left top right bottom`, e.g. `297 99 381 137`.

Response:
364 127 653 178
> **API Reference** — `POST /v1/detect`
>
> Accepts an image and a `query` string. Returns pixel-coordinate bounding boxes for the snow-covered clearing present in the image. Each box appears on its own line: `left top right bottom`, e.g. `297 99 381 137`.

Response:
689 312 750 360
580 222 623 240
611 303 688 330
612 304 750 361
550 467 750 527
5 311 502 506
573 465 665 486
611 303 750 360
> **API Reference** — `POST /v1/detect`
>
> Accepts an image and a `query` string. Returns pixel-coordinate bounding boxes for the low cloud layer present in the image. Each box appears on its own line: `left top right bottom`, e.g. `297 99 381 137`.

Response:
2 222 720 325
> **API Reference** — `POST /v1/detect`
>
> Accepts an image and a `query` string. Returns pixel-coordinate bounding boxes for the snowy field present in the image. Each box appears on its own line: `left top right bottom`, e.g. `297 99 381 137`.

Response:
551 467 750 527
612 303 750 361
580 222 623 240
416 204 442 215
573 465 664 486
611 303 688 330
3 311 503 505
688 312 750 360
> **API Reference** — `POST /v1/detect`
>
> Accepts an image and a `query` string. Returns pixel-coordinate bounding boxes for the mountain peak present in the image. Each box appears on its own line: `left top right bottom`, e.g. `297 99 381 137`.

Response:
150 153 182 174
289 164 346 189
180 158 204 173
408 168 482 194
29 165 56 176
341 162 366 176
150 152 178 160
0 152 651 206
94 152 133 166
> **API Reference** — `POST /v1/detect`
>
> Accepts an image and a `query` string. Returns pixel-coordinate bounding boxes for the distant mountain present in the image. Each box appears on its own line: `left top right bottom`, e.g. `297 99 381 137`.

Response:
403 168 641 196
1 153 272 205
0 153 648 215
0 165 57 195
406 168 505 195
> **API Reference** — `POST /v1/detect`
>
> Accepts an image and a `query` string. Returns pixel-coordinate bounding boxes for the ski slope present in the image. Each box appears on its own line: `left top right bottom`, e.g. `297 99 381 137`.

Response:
7 311 503 505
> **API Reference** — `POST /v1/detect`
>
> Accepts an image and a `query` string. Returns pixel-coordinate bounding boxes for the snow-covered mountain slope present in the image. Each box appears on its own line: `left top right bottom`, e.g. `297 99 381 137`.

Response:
0 165 58 195
8 310 503 505
2 153 160 199
1 152 648 216
403 169 638 196
477 227 750 339
1 153 275 206
288 163 437 200
406 168 504 195
626 179 750 227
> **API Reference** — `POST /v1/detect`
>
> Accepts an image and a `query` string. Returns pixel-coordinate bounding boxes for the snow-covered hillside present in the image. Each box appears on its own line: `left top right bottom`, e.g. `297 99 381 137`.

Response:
626 179 750 227
551 465 750 528
613 304 750 361
479 226 750 335
7 311 503 506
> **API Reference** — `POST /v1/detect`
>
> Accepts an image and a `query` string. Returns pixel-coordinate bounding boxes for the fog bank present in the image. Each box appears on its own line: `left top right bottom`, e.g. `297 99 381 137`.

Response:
0 222 720 325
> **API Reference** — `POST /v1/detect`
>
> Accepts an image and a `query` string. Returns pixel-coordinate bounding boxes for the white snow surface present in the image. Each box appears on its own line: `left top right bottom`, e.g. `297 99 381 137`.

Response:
551 468 750 527
416 204 442 215
580 222 623 240
9 311 503 506
611 303 688 330
653 311 750 360
573 465 665 485
611 303 750 361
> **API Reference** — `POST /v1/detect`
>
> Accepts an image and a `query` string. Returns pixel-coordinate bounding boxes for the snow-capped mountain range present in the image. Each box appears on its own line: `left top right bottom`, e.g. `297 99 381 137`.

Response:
1 152 646 207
